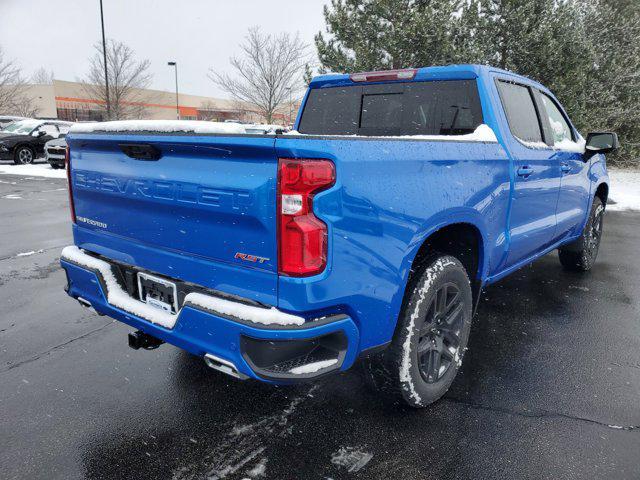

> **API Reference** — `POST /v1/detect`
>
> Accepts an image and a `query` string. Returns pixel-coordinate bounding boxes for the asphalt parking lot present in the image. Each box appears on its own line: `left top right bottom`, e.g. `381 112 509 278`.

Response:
1 172 639 480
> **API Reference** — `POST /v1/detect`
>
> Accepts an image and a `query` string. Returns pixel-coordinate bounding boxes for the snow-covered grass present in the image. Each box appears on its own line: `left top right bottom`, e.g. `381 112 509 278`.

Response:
608 168 640 212
0 163 66 179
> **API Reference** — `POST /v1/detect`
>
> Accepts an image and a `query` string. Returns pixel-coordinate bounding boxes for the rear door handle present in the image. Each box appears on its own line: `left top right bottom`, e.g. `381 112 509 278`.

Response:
517 166 534 177
561 163 572 173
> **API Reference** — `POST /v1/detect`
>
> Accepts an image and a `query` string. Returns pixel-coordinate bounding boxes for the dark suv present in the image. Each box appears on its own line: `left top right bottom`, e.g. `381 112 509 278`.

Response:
0 119 73 164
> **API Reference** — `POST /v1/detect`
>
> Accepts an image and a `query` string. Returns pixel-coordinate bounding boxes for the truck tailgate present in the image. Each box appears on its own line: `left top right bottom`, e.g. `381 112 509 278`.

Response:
67 133 278 303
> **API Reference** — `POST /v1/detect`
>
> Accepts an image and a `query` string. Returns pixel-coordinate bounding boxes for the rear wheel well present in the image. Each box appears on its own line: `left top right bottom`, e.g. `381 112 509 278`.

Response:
408 223 483 306
595 183 609 205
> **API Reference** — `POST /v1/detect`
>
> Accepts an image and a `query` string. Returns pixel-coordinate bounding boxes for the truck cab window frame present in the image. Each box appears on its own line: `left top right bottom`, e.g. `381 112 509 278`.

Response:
496 79 547 148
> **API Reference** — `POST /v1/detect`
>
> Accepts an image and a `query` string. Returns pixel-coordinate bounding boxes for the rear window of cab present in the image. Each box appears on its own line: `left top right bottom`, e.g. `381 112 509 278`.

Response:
298 80 483 137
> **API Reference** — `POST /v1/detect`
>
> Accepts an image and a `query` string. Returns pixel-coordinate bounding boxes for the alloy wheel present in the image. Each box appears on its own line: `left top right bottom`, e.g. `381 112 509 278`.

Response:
18 148 33 164
587 205 604 258
417 282 465 383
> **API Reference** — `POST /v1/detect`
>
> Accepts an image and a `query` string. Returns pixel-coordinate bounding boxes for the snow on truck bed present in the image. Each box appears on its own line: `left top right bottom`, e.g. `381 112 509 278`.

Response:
285 124 498 142
70 120 246 134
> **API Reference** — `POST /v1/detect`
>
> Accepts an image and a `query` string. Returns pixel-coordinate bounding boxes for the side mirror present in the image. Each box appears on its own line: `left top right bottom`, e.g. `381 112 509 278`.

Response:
35 130 47 138
585 132 619 155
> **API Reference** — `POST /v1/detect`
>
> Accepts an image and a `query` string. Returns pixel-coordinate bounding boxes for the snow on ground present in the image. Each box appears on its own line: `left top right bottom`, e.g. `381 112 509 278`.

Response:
0 163 66 179
608 168 640 212
330 447 373 473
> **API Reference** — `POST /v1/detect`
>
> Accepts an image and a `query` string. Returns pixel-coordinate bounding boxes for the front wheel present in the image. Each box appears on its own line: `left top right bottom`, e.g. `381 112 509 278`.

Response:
363 255 473 407
558 196 604 271
14 146 35 165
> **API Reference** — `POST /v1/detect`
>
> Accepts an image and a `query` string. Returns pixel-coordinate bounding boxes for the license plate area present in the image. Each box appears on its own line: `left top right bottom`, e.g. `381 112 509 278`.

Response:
137 272 178 314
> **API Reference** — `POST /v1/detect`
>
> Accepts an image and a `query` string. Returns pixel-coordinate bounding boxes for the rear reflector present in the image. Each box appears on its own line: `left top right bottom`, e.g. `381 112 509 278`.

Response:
350 68 417 83
278 158 335 277
65 146 76 224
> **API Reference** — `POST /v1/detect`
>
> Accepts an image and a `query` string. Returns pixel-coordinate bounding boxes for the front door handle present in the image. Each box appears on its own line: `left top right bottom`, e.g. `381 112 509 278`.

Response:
517 166 534 177
561 163 572 173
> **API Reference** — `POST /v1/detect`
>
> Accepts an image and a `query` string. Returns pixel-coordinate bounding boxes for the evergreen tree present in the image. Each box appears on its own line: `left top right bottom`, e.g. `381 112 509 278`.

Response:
315 0 640 164
315 0 470 72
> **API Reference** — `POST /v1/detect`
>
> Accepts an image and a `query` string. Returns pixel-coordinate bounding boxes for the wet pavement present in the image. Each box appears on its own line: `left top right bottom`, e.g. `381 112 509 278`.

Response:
1 173 639 480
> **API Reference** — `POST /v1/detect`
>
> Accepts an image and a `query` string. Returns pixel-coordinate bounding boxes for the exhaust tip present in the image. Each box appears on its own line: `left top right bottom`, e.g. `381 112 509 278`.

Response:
204 353 248 380
77 297 92 308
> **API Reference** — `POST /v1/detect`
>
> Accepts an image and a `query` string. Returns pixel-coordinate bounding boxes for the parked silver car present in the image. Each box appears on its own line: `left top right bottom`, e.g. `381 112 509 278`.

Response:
45 136 67 169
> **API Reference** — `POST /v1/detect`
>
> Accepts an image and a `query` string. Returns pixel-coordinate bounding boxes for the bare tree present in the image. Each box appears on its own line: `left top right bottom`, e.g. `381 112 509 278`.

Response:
209 27 311 124
31 67 54 85
0 47 39 116
81 40 152 120
198 100 219 121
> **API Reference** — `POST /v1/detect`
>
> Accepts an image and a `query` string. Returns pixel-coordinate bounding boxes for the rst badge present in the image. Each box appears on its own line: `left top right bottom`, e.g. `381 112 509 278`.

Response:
234 252 270 264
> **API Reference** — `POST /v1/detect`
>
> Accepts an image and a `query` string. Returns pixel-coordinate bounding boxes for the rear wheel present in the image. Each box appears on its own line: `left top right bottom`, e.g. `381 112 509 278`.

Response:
558 196 604 271
14 146 34 165
363 255 473 407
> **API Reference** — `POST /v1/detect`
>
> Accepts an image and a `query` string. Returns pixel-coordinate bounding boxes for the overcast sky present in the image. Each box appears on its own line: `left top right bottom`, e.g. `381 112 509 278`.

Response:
0 0 329 98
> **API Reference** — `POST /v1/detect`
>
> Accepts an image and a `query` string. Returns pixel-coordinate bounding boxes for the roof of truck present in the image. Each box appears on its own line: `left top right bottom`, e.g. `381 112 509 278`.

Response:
309 64 544 91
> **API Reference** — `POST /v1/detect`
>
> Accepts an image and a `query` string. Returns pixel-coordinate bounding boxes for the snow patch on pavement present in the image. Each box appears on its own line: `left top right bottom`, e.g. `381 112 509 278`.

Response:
16 249 43 257
331 447 373 473
3 194 22 199
608 169 640 212
244 457 267 478
0 163 66 179
172 386 316 480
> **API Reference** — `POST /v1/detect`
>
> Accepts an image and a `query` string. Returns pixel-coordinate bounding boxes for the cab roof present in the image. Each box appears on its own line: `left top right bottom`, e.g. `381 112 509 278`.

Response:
309 64 545 91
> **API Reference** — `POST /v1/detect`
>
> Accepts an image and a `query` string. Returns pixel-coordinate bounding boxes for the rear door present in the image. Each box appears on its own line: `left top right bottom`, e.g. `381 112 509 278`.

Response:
495 79 563 268
537 91 591 240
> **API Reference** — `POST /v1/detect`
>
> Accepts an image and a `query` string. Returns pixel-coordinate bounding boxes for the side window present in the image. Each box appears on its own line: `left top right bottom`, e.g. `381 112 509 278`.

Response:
540 93 573 144
39 124 59 137
57 124 71 135
297 86 361 135
496 81 543 144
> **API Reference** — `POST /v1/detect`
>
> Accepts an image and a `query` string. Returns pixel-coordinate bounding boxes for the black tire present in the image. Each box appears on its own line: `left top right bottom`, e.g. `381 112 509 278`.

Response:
14 146 35 165
558 196 604 271
363 255 473 407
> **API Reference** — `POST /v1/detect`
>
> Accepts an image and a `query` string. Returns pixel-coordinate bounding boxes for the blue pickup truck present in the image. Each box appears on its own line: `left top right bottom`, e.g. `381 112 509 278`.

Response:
60 65 618 407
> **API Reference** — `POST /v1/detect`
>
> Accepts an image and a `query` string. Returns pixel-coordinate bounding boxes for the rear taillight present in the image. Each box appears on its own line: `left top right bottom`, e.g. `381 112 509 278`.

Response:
278 158 335 277
350 68 417 83
65 146 76 224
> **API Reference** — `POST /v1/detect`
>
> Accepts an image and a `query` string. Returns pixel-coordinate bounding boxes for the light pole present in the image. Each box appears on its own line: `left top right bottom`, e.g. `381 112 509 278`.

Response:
167 61 179 120
99 0 110 120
